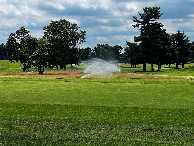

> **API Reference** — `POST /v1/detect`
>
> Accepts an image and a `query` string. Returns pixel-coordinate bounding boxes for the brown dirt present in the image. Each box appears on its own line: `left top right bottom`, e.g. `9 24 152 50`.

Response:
0 70 84 78
0 70 193 79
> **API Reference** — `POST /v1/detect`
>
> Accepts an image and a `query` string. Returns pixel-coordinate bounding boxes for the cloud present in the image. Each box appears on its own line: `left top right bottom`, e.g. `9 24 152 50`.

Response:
45 1 66 10
0 0 193 48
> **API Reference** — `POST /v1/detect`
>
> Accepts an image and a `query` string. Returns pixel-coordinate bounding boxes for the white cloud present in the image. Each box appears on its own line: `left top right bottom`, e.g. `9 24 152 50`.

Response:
0 1 22 16
189 14 194 17
30 30 44 39
126 2 139 12
159 19 179 34
31 23 37 27
0 0 193 46
46 1 66 10
96 37 109 42
64 0 112 10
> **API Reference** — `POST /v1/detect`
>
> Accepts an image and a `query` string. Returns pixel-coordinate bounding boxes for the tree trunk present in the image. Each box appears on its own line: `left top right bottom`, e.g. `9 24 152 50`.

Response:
182 63 184 68
169 64 171 68
176 63 179 69
64 65 66 70
143 63 146 72
23 64 28 72
60 65 63 69
151 64 154 72
157 63 161 71
38 65 44 74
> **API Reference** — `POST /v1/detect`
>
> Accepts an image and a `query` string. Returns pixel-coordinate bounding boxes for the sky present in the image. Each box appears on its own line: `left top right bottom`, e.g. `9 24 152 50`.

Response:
0 0 194 48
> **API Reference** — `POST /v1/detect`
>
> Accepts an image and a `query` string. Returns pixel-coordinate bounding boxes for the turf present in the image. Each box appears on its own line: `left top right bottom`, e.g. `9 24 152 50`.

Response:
120 63 194 76
0 60 23 74
0 77 194 145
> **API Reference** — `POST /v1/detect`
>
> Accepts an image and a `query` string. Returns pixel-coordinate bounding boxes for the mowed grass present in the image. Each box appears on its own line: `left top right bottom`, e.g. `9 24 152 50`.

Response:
1 60 194 76
120 63 194 76
0 60 85 74
0 60 23 74
0 77 194 145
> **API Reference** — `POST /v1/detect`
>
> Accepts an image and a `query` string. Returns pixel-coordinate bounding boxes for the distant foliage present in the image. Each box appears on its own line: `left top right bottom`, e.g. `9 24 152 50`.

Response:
5 19 86 74
2 8 194 73
43 19 86 69
93 44 123 61
0 43 7 60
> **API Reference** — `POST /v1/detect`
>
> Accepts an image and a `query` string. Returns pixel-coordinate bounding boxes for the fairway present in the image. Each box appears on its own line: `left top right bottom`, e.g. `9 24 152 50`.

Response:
0 77 194 145
1 0 194 145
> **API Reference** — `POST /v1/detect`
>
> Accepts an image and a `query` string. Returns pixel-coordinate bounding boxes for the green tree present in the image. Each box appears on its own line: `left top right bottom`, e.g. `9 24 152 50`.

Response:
31 39 49 74
93 44 122 61
43 19 86 70
124 42 141 67
6 33 20 62
112 45 123 61
6 26 37 71
0 43 7 60
133 7 166 71
79 47 92 62
171 31 190 68
190 41 194 62
68 47 80 67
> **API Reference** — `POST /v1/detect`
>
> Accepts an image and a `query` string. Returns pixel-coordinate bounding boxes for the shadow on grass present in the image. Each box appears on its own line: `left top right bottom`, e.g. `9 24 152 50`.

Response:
135 70 164 73
121 66 141 68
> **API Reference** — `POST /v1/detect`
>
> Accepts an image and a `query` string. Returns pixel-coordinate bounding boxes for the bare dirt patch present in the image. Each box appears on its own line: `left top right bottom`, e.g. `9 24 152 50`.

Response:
0 70 84 78
115 73 194 79
0 70 193 79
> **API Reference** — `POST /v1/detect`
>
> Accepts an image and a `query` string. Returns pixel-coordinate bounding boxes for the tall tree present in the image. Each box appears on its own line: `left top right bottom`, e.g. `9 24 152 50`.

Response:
79 47 92 62
43 19 86 70
124 42 141 67
171 31 190 68
31 38 49 74
93 44 122 61
6 26 37 71
112 45 123 61
190 41 194 62
0 43 7 60
133 7 165 71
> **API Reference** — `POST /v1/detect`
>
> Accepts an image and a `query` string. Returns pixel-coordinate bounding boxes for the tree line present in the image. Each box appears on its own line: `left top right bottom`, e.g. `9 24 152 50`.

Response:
0 7 194 73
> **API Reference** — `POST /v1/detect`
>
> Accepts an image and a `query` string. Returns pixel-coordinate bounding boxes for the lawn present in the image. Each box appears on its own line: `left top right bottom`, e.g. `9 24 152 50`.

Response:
0 77 194 145
120 63 194 76
0 60 85 74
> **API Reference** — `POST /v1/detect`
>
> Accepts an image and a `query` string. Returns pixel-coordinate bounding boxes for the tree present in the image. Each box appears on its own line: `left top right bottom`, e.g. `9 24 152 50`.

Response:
79 47 92 62
68 47 80 67
43 19 86 70
190 41 194 62
112 45 123 61
171 31 190 68
124 42 141 67
6 33 20 62
6 26 37 71
31 38 49 74
93 44 122 61
163 34 177 68
133 7 166 71
0 43 7 60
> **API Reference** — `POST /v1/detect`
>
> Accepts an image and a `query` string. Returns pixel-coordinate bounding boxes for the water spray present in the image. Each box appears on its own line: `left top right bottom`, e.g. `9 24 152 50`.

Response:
81 59 120 78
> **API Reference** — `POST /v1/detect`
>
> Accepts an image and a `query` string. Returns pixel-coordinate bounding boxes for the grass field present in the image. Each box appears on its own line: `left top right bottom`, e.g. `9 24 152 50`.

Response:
0 60 194 145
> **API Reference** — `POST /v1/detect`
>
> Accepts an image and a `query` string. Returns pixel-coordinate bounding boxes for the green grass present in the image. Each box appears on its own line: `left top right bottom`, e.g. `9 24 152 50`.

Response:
1 60 194 76
0 77 194 145
0 60 23 74
0 60 86 74
120 63 194 76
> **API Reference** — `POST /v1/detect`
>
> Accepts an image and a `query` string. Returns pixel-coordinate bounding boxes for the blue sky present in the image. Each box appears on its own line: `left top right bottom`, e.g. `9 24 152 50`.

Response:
0 0 194 48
